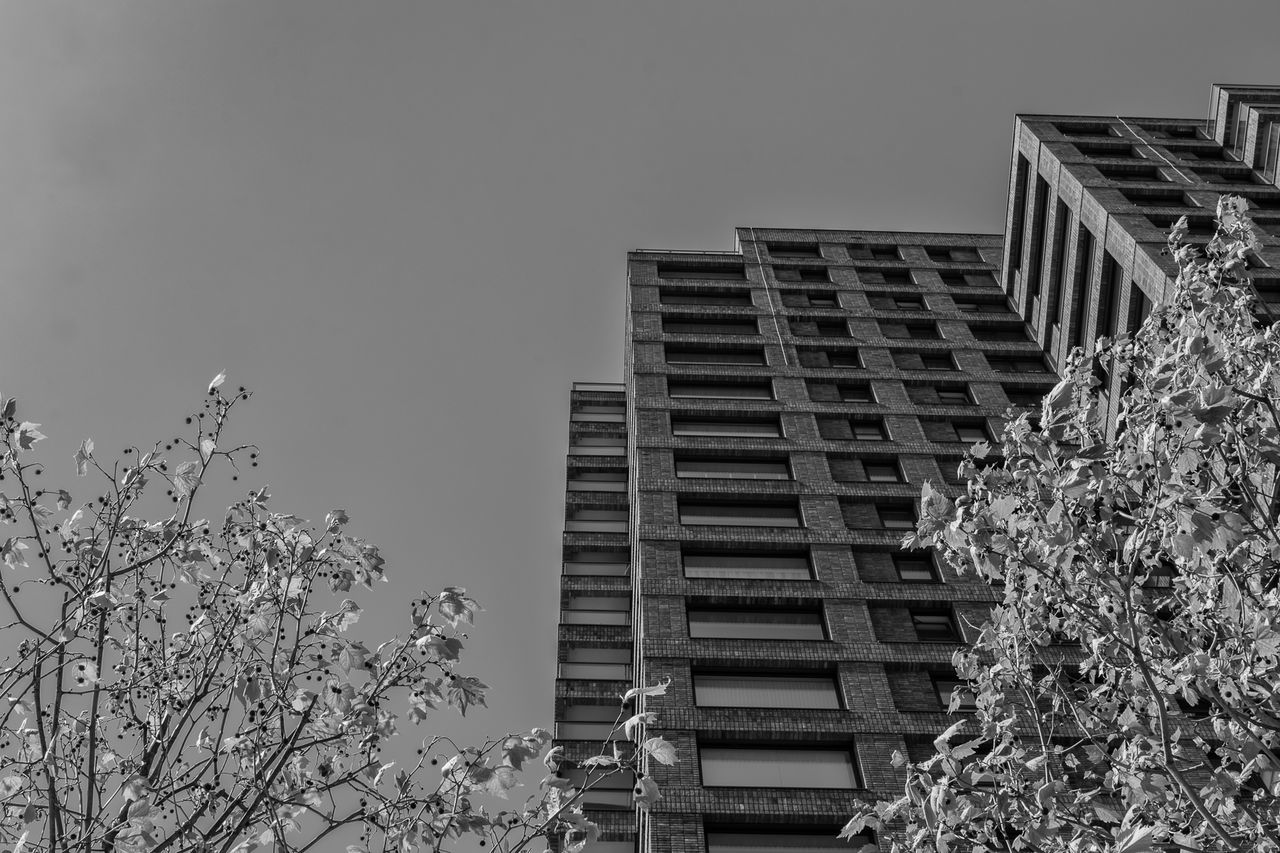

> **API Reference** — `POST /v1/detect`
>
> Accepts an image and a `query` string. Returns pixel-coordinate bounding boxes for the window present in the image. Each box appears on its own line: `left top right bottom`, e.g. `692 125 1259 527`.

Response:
877 504 917 530
955 422 990 444
881 270 914 287
911 609 960 642
666 347 766 365
970 325 1028 343
557 705 623 740
707 830 875 853
1119 187 1185 207
1026 175 1050 299
668 381 774 400
1096 163 1162 182
700 746 858 788
664 319 759 336
799 347 862 369
942 271 997 288
768 243 822 259
573 435 627 455
679 501 802 528
559 647 630 680
660 288 754 306
688 609 826 640
773 267 831 283
868 294 924 311
1009 155 1030 275
565 509 628 533
851 420 888 441
986 354 1047 373
683 551 812 580
838 383 875 403
954 299 1012 314
870 245 900 261
864 461 903 483
894 553 937 582
1069 226 1096 349
567 471 627 492
936 388 972 406
933 675 977 711
562 596 630 626
927 246 981 262
801 291 837 307
693 673 840 708
570 405 625 423
880 322 940 340
789 318 849 337
563 551 628 576
1004 386 1048 409
893 352 953 371
1097 253 1123 340
657 263 746 280
566 770 634 810
675 457 790 480
672 417 782 438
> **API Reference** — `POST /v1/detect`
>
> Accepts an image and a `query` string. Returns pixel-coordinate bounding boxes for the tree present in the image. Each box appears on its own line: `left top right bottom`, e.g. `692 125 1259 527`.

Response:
844 197 1280 853
0 378 674 853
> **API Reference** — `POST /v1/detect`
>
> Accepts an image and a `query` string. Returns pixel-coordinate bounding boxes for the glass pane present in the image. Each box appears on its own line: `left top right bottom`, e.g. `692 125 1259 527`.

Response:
694 675 840 708
689 611 824 640
700 747 856 788
556 722 622 740
680 505 800 527
672 420 781 437
683 553 810 580
669 384 773 400
561 611 631 625
676 459 790 479
559 663 631 679
707 832 858 853
666 349 765 365
563 562 629 576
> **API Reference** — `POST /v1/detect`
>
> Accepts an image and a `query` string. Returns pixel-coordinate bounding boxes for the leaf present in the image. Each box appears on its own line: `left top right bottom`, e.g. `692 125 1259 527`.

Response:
122 775 150 802
437 587 481 626
200 438 216 461
326 509 350 532
632 775 661 809
640 736 677 765
13 423 44 452
623 712 654 741
542 746 565 772
1 538 29 569
208 372 227 393
0 774 28 800
333 600 361 631
1115 824 1157 853
172 461 201 499
622 678 672 704
933 719 967 754
55 490 72 511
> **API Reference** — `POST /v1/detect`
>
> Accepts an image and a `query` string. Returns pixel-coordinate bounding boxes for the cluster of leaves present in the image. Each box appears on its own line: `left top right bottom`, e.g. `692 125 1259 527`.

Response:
844 198 1280 853
0 378 673 853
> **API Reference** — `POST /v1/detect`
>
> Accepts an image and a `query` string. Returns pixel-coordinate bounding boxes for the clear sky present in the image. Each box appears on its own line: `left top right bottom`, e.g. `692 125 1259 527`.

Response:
3 0 1279 754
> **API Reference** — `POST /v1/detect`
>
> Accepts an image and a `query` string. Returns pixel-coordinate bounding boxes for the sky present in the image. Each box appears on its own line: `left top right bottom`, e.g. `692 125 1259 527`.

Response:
3 0 1279 759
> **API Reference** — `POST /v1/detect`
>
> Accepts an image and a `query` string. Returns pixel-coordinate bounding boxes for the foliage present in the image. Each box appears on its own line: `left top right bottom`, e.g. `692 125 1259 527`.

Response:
845 198 1280 852
0 381 672 853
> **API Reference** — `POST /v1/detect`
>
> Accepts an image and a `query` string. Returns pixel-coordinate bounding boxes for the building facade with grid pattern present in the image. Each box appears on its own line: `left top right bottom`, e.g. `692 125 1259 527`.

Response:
553 83 1280 853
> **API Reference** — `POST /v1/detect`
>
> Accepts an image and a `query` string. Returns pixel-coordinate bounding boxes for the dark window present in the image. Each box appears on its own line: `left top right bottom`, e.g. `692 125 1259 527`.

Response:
666 347 767 366
881 322 940 340
851 420 888 441
1120 187 1185 207
657 263 748 280
774 267 831 283
664 319 759 336
706 828 874 853
699 745 858 788
971 325 1029 343
894 554 937 582
936 388 972 406
1004 386 1048 409
986 354 1047 373
768 243 822 259
689 610 826 640
675 456 791 480
1069 227 1096 349
672 417 783 438
683 551 812 581
871 245 900 261
1096 254 1123 340
1009 155 1030 276
660 288 754 306
668 381 774 400
933 674 977 710
868 293 924 311
881 270 914 287
942 271 997 288
864 461 903 483
1096 163 1162 182
679 502 802 528
693 673 840 708
955 299 1011 314
1027 175 1050 299
877 504 917 530
911 609 960 642
1048 199 1071 329
838 383 875 403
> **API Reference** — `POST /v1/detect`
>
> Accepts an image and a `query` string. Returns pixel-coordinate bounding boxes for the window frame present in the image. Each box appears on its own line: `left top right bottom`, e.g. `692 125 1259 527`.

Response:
687 608 827 641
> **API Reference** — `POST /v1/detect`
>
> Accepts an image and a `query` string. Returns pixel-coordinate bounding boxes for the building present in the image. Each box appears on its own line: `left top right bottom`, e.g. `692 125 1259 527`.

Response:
553 83 1280 853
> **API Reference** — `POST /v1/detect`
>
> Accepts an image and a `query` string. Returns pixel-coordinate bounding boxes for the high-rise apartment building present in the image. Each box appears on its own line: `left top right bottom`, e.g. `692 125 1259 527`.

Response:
553 83 1280 853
